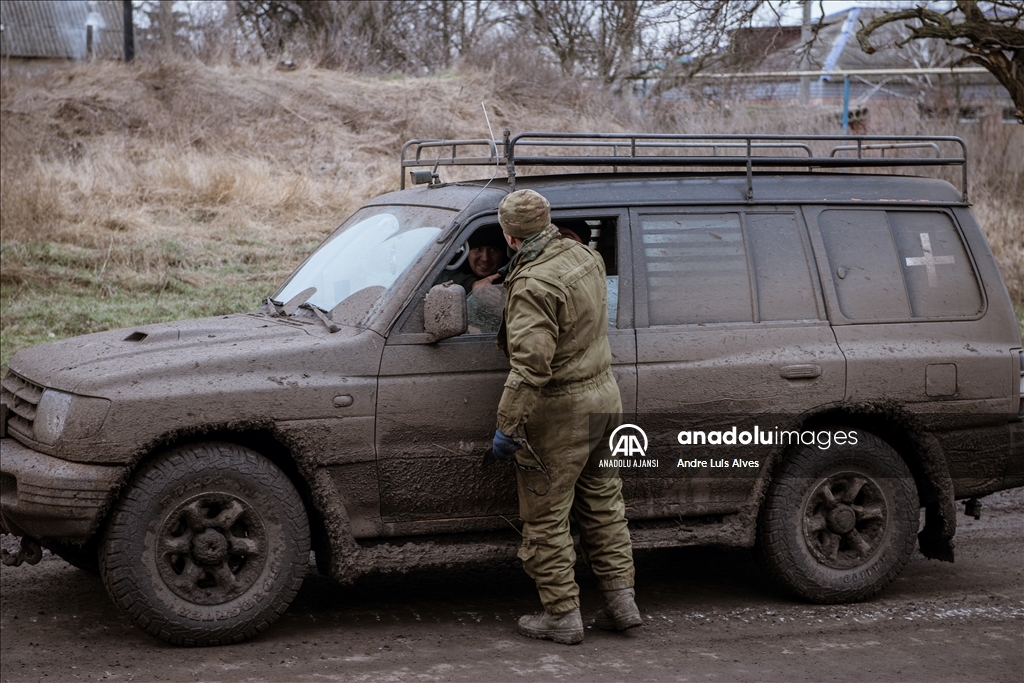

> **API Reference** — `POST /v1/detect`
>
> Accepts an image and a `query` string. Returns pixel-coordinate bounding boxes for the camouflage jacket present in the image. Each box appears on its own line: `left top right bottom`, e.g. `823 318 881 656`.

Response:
496 237 612 435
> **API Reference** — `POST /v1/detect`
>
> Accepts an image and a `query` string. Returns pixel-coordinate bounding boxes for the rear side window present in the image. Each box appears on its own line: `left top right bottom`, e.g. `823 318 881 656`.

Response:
818 210 982 321
638 212 818 326
889 212 983 318
640 213 750 325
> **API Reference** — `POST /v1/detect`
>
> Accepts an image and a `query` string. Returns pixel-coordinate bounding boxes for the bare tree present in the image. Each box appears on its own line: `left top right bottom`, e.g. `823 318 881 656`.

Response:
234 0 500 72
234 1 335 59
421 0 503 70
856 0 1024 122
591 1 642 85
228 1 790 89
134 0 188 55
638 1 783 96
511 1 774 88
517 0 596 77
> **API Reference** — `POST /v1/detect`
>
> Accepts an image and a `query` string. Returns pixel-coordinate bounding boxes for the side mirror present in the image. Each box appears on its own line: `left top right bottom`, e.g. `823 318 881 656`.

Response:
424 282 467 342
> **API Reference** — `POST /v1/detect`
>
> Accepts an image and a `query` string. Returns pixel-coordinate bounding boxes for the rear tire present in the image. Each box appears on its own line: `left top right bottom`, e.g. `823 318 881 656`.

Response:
99 442 310 645
757 429 919 603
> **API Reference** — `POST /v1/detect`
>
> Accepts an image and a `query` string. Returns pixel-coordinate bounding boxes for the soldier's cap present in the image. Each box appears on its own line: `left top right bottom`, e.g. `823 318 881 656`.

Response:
498 189 553 238
467 226 507 252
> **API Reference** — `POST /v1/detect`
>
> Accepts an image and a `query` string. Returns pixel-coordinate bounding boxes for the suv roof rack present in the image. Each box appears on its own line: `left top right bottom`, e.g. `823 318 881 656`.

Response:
400 130 969 202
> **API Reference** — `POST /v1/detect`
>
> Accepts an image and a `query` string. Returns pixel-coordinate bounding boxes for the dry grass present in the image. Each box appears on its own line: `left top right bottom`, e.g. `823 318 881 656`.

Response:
1 58 1021 368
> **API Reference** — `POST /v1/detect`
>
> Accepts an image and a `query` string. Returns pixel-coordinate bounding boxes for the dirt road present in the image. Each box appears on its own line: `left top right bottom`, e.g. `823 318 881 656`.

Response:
2 488 1021 683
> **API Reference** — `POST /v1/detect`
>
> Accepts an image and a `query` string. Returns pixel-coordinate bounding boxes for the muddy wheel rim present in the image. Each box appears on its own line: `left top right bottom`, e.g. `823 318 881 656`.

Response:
802 472 888 570
155 492 268 605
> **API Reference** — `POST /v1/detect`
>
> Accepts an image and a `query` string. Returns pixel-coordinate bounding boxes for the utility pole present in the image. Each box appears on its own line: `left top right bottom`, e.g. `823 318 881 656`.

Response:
123 0 134 63
800 0 811 104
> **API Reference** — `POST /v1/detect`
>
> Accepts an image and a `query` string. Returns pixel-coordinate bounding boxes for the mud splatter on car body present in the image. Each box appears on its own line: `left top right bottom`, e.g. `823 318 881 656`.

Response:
2 133 1021 644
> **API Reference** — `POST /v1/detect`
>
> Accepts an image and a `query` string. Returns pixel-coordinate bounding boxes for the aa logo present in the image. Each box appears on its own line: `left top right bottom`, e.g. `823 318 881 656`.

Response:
609 424 648 458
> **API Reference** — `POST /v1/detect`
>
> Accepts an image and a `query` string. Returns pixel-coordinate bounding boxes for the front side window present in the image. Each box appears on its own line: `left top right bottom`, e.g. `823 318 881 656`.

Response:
403 216 623 336
274 205 454 320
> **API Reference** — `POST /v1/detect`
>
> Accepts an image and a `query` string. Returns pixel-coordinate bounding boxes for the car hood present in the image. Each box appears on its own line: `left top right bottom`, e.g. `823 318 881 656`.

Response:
8 312 361 396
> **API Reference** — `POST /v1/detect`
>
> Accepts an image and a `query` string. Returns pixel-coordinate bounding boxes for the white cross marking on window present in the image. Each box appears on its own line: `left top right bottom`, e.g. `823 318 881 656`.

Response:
904 232 954 288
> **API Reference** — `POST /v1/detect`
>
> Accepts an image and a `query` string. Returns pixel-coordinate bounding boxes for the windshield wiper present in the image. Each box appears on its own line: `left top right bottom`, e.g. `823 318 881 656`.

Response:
267 287 317 317
301 303 341 333
265 297 285 315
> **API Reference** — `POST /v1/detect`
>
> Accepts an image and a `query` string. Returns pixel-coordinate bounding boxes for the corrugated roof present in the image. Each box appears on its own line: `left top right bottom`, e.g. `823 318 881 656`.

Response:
1 0 123 59
757 7 964 74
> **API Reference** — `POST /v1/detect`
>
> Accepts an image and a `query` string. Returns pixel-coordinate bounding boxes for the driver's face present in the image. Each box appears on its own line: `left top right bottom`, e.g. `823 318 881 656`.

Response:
468 246 503 278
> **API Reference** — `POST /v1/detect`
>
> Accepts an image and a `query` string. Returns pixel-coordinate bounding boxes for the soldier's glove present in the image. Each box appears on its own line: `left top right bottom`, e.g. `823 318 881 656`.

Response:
482 429 521 468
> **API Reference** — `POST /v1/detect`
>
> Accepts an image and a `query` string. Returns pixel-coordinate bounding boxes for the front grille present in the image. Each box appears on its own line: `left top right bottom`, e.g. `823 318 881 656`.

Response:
0 371 43 440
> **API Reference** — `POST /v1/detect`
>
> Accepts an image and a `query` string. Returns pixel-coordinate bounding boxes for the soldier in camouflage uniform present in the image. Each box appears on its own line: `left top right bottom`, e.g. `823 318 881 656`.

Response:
489 189 640 645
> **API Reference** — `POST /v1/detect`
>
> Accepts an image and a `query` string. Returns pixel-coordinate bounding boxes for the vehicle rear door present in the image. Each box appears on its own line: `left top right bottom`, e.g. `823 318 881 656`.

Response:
630 206 846 519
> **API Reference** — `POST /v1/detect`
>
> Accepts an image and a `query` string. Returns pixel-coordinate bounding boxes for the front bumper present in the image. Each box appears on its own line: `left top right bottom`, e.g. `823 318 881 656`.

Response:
0 438 127 542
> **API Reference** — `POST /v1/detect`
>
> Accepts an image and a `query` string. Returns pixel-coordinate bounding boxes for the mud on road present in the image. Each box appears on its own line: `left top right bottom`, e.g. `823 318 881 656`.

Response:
2 488 1022 683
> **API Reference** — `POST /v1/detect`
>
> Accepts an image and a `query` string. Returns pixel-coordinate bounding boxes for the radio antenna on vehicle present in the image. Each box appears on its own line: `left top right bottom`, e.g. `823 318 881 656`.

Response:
428 85 464 186
455 102 506 221
482 102 496 151
477 102 501 189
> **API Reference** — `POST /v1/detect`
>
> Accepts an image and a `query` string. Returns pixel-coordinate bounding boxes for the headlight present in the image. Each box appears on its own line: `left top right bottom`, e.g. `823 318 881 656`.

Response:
34 389 74 445
34 389 110 445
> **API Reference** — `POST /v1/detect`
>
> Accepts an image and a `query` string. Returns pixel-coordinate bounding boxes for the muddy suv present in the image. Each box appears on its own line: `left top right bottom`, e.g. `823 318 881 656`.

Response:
2 132 1021 645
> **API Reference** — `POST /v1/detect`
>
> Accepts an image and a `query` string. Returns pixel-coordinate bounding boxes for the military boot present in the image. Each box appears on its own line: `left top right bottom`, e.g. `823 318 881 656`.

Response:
592 587 642 631
517 608 584 645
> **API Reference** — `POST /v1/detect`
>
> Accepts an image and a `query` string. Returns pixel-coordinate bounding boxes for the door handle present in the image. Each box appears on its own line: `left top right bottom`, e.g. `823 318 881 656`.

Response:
780 364 822 379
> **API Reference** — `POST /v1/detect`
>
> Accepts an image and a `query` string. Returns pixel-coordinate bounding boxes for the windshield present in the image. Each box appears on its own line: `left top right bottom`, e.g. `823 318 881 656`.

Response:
273 205 454 318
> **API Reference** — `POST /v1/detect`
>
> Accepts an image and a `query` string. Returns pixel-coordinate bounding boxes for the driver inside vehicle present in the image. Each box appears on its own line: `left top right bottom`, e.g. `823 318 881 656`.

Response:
435 226 508 293
434 226 509 334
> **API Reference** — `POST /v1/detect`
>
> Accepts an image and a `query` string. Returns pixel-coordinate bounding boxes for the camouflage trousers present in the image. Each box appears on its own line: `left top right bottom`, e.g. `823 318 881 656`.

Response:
514 370 635 615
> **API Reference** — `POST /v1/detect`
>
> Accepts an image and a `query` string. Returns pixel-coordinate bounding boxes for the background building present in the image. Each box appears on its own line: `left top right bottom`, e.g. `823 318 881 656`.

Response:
1 0 124 78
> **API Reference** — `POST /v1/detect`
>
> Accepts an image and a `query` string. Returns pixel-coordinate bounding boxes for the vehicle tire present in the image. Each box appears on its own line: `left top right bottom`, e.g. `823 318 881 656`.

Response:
99 442 310 646
44 539 99 574
757 429 919 603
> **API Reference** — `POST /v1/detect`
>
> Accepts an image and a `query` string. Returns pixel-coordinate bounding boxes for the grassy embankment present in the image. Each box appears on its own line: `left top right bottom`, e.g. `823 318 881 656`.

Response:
2 59 1022 371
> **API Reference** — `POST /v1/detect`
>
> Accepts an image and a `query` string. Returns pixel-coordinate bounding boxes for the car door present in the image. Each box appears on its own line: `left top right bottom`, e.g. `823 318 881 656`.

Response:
375 210 637 535
629 207 846 519
806 206 1013 495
